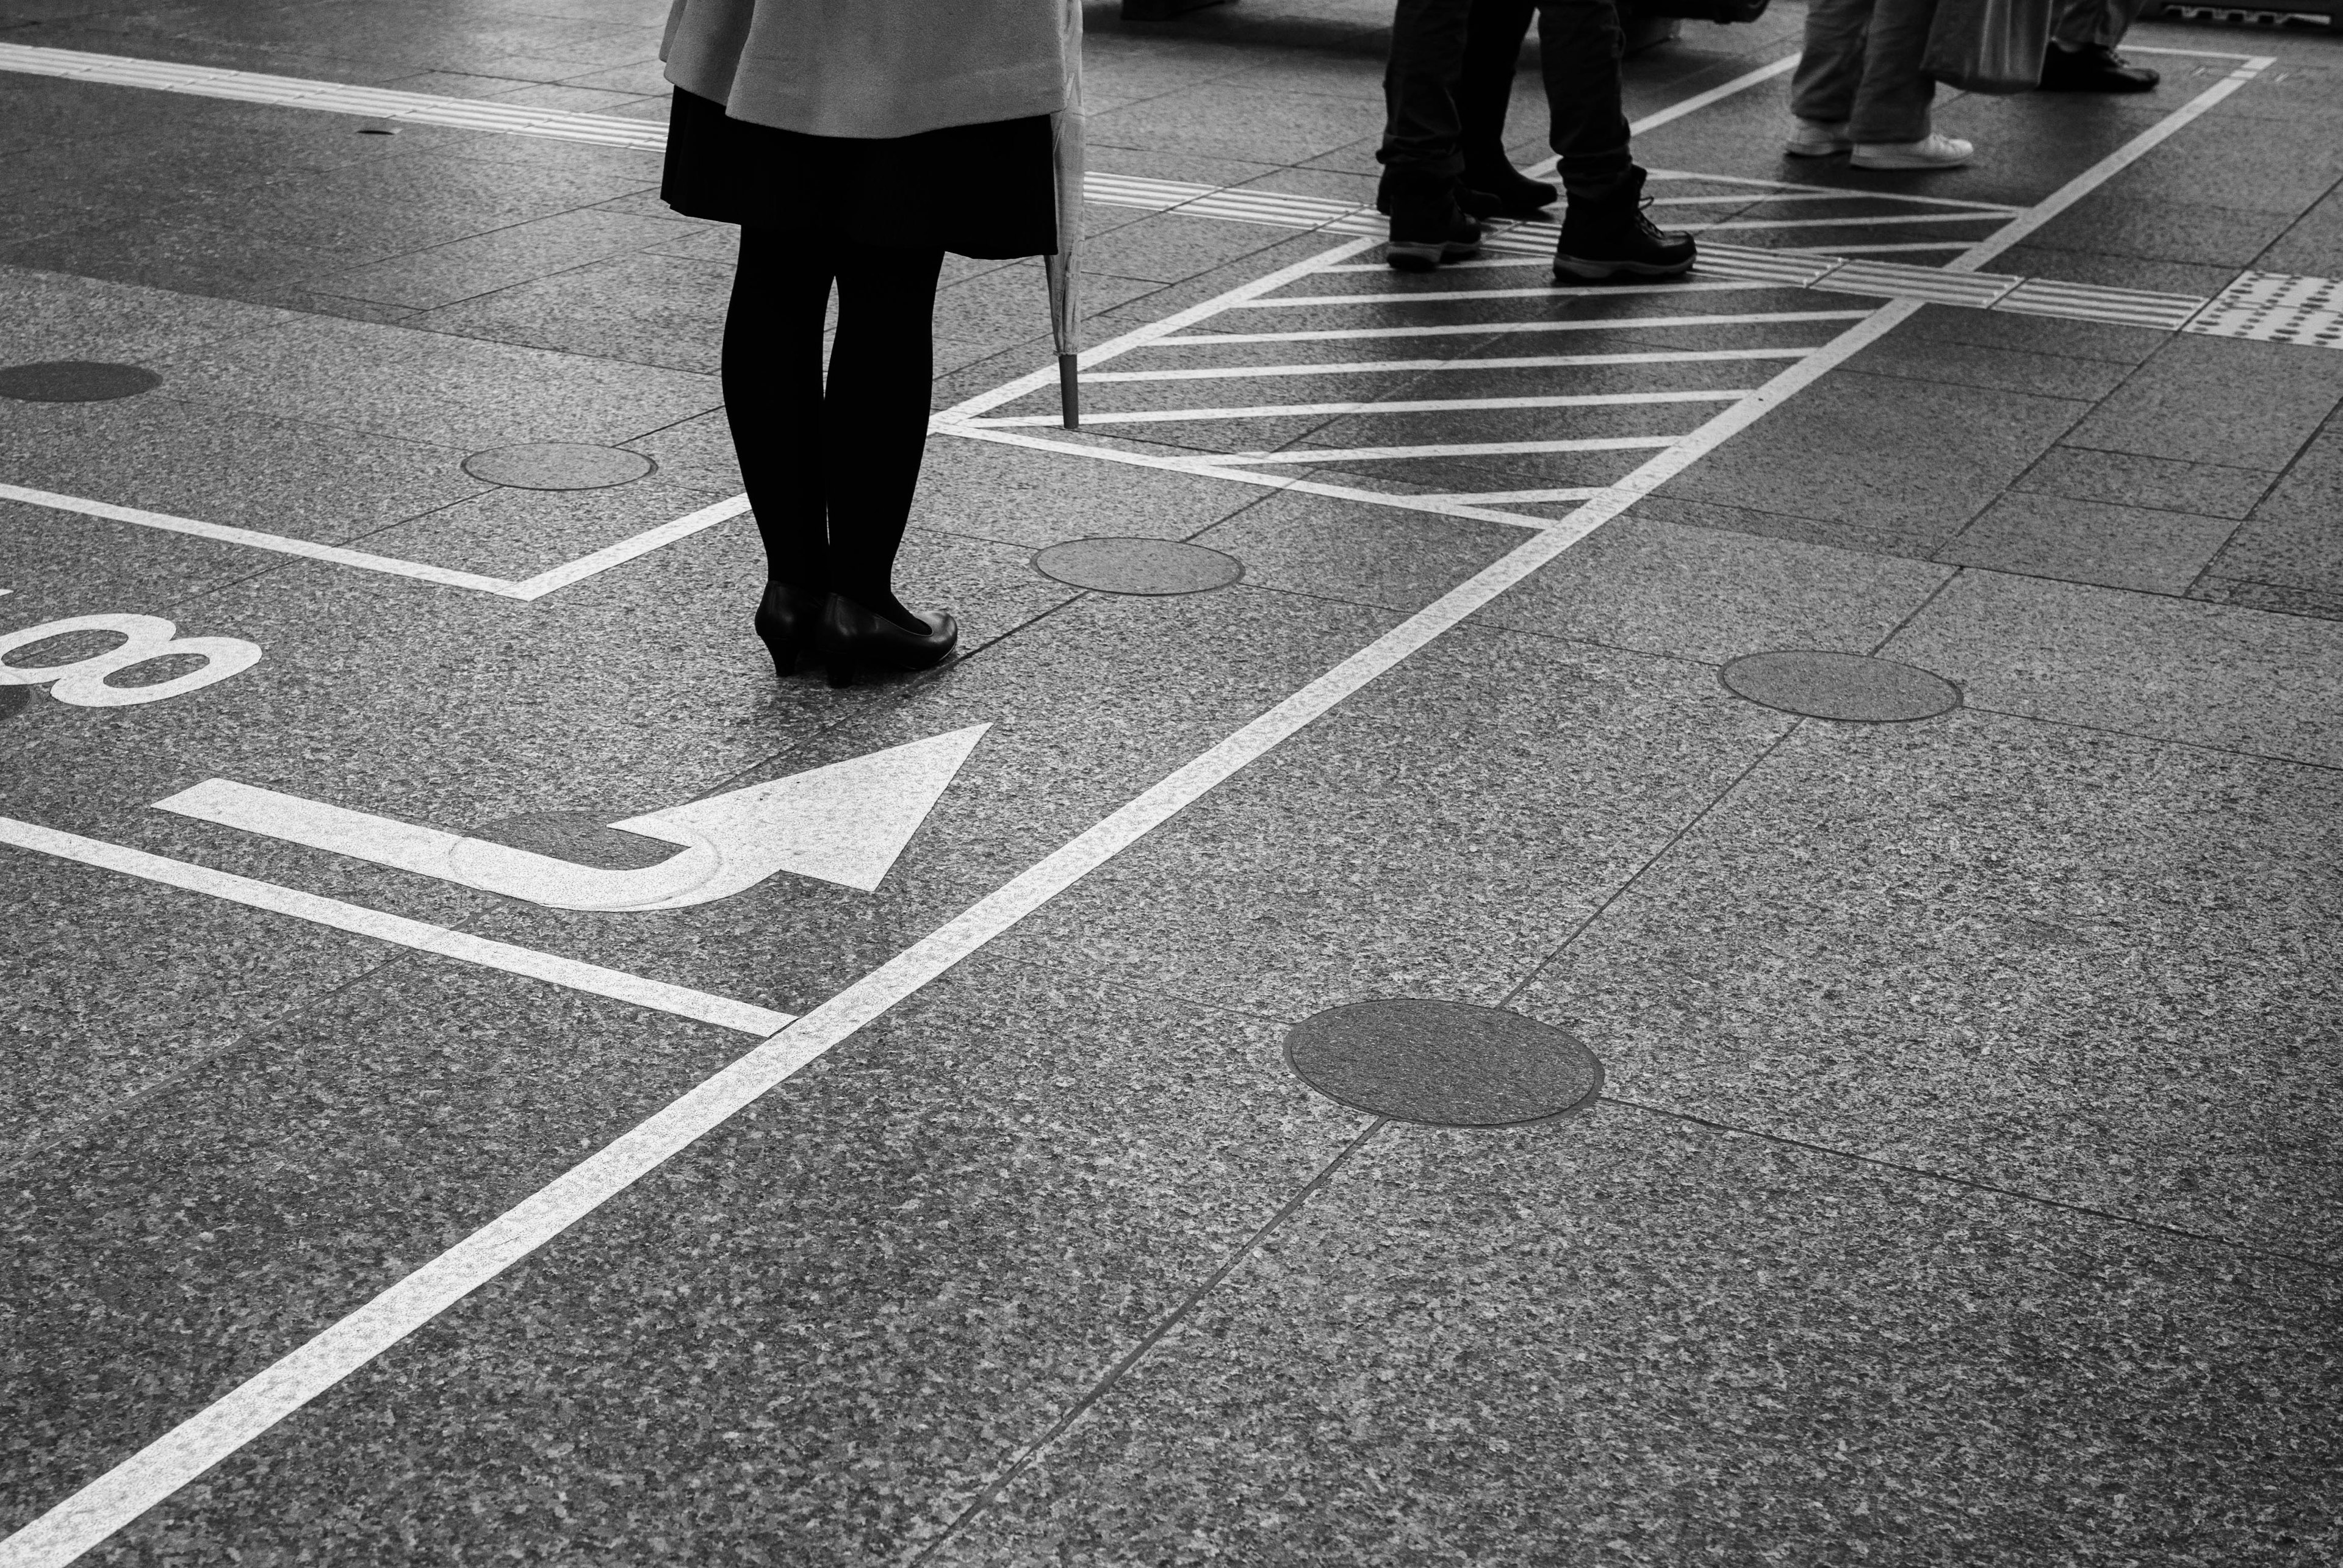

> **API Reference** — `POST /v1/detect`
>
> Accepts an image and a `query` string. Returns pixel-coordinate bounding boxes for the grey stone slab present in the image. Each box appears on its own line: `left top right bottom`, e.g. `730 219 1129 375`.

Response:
1521 711 2343 1253
0 967 755 1537
0 213 379 312
2194 575 2343 622
1844 331 2134 401
2015 444 2275 519
1899 298 2172 366
2255 184 2343 276
910 433 1273 549
992 628 1792 1021
0 393 483 543
1658 368 2087 550
350 471 730 580
2064 333 2343 473
939 1112 2343 1566
1992 242 2240 302
1079 211 1302 287
932 262 1161 356
199 152 653 261
314 207 699 311
2199 425 2343 597
411 251 734 375
1885 569 2343 765
49 958 1366 1565
1936 490 2242 595
1191 489 1521 612
2078 113 2343 215
2025 190 2300 269
0 264 296 365
149 315 722 449
618 407 740 491
0 494 293 622
1474 512 1952 663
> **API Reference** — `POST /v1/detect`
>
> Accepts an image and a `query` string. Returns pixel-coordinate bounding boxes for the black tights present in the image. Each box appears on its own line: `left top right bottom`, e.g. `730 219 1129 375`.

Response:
722 231 945 628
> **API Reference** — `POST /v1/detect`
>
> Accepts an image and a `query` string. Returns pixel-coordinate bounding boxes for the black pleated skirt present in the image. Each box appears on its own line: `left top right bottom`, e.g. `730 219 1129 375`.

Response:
660 88 1058 260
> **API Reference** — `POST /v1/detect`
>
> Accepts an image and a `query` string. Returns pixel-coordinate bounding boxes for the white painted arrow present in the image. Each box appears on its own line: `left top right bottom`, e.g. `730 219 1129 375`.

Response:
151 725 989 911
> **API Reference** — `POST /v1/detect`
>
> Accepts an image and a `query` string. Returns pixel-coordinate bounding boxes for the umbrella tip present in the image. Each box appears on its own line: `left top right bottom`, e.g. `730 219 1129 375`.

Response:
1058 352 1080 431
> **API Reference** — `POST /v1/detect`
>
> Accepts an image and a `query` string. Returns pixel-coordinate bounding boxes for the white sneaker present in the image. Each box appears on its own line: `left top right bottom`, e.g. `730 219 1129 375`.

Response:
1849 132 1975 170
1785 118 1851 156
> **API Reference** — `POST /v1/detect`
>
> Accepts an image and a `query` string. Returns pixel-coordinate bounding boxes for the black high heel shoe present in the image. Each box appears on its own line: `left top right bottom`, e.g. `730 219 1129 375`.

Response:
817 594 959 688
753 581 826 678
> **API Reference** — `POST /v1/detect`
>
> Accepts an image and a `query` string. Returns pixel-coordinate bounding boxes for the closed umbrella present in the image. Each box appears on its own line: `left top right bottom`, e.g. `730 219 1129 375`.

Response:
1044 0 1085 429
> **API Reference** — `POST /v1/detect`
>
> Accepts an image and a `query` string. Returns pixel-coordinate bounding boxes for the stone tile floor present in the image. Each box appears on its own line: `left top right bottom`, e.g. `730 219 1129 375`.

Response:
1 1 2338 1564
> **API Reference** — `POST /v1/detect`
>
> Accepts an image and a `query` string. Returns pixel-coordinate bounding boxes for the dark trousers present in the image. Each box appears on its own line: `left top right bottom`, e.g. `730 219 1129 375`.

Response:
1379 0 1632 185
722 231 943 613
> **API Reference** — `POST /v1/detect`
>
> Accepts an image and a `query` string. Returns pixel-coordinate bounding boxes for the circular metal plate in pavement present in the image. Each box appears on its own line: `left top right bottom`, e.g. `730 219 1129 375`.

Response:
1032 537 1243 595
1720 650 1960 722
461 443 655 491
1285 999 1602 1127
0 361 162 402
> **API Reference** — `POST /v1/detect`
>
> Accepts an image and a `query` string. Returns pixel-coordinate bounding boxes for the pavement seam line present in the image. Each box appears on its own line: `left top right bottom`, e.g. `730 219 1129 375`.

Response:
0 60 2267 1568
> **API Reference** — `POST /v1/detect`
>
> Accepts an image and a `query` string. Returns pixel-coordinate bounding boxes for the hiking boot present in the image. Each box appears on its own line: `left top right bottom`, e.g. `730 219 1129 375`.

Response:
1460 161 1558 218
1849 132 1974 170
1382 174 1483 272
2038 43 2159 92
1553 166 1695 282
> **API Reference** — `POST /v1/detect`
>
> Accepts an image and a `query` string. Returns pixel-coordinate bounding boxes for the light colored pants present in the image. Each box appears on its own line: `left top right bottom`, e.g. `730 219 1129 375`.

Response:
1789 0 1942 145
2052 0 2150 49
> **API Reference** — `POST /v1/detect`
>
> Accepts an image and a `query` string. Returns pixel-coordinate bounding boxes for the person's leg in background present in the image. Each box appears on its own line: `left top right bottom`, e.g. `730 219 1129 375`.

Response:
1455 0 1557 215
1539 0 1696 281
724 229 835 677
1844 0 1973 168
1785 0 1875 156
1377 0 1486 269
816 243 957 683
2040 0 2158 91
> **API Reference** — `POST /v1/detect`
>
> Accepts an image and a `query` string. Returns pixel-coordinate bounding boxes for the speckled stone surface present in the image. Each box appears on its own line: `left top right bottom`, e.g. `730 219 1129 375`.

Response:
1516 710 2343 1258
43 957 1367 1564
932 1110 2343 1567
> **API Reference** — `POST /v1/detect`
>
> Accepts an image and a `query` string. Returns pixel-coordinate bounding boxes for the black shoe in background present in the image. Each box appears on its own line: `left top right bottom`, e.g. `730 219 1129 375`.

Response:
1553 166 1696 283
1460 162 1558 219
1380 171 1484 272
2039 43 2159 93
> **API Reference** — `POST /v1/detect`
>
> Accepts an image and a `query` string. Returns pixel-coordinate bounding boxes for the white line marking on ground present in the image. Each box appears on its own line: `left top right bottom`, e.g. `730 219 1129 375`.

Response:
966 389 1746 428
1642 167 2027 212
0 57 2267 1568
0 818 793 1037
1408 487 1603 503
0 484 750 601
1151 310 1873 345
1676 211 2004 231
1184 436 1683 464
1079 348 1810 383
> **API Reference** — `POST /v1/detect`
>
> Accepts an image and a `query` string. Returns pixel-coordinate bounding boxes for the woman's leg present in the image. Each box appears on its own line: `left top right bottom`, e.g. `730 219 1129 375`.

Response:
1789 0 1876 126
723 228 835 590
1846 0 1940 143
822 245 946 630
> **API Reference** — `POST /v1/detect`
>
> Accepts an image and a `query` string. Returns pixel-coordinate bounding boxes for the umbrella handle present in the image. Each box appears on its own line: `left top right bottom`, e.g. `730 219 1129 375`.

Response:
1058 353 1080 430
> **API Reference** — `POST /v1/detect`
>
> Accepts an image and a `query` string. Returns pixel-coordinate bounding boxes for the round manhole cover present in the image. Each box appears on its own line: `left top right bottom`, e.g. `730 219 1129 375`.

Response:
461 442 654 491
1720 650 1960 722
1286 999 1602 1127
1033 538 1243 595
0 361 162 402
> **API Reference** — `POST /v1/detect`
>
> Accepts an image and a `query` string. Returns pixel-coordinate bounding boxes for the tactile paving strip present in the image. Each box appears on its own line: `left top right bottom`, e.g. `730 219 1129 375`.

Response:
2183 270 2343 347
1805 257 2022 308
1991 278 2209 331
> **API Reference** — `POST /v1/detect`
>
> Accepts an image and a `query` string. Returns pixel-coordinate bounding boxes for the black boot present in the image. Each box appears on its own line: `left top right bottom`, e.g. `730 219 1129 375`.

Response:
1378 170 1483 273
2038 43 2159 93
1553 166 1696 283
816 594 959 688
1461 158 1558 219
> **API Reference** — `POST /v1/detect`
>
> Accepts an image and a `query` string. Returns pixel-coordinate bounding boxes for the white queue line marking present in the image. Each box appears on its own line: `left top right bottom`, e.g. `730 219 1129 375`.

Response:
1152 309 1875 347
0 54 2275 1568
1082 348 1810 383
965 389 1748 429
0 484 752 601
1233 282 1813 307
0 818 794 1037
1177 435 1683 466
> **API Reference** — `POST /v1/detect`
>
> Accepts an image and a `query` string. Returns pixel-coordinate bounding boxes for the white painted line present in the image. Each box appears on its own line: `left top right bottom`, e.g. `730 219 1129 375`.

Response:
0 483 750 602
0 483 530 597
1643 167 2025 213
1646 191 2018 209
1080 348 1810 383
1186 436 1680 465
1778 241 1974 254
3 59 2263 1568
503 495 750 600
966 389 1746 428
0 817 794 1037
1231 284 1819 307
1408 487 1604 503
1624 52 1802 133
1675 211 2004 232
1151 310 1872 346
